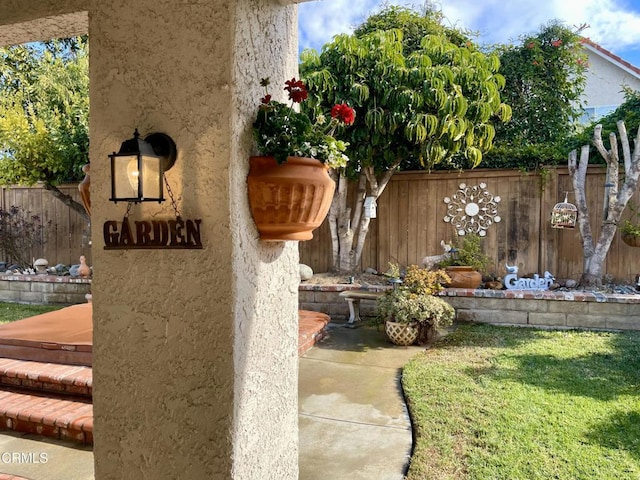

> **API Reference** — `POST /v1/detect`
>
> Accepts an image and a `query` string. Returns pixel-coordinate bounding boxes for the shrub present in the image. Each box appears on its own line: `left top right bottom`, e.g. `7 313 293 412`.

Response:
376 289 455 328
0 205 51 267
437 233 491 273
403 265 451 295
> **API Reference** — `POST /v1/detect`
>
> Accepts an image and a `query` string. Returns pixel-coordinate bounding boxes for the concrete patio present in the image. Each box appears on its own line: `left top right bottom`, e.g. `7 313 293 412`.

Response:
0 318 423 479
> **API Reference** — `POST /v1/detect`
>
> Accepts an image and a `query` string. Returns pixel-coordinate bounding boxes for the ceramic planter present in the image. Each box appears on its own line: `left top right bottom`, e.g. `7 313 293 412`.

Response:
247 156 335 241
384 320 419 346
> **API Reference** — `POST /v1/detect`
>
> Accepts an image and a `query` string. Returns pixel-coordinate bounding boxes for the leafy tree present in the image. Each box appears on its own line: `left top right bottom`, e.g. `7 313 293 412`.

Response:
567 87 640 156
0 37 89 220
300 7 511 272
485 21 588 169
354 4 472 51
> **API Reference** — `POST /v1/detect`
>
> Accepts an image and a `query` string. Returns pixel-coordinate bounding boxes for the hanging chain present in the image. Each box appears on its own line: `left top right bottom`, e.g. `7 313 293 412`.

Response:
164 174 181 218
124 201 133 218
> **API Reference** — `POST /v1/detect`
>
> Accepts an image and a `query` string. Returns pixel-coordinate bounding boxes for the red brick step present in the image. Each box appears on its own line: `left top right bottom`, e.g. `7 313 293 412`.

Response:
0 388 92 445
298 310 330 356
0 358 91 398
0 310 328 447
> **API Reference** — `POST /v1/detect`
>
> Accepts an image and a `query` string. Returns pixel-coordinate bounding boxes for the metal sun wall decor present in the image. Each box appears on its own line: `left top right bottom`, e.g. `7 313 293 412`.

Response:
443 183 501 236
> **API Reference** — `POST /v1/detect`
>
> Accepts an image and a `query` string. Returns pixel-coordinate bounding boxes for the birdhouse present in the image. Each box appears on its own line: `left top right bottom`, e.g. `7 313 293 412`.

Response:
364 196 377 218
551 193 577 229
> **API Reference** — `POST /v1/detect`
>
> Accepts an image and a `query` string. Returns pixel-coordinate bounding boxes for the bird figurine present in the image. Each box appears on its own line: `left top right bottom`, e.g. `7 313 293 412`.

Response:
505 263 518 274
78 255 91 278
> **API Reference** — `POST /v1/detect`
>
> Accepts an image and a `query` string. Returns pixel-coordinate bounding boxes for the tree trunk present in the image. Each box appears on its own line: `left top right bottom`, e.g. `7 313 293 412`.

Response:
568 121 640 288
42 182 91 223
329 161 400 273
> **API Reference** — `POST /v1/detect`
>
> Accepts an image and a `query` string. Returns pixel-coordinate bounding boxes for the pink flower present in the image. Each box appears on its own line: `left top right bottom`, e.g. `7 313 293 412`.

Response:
526 42 535 49
551 39 563 47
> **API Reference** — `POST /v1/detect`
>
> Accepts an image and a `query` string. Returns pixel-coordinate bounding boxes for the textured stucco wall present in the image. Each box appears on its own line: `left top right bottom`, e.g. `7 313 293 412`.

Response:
0 1 88 45
230 3 299 477
0 1 300 477
86 0 299 478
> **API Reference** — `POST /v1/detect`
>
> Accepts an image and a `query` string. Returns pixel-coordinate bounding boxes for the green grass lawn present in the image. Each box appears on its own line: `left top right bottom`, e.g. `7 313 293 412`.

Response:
0 302 63 324
403 324 640 480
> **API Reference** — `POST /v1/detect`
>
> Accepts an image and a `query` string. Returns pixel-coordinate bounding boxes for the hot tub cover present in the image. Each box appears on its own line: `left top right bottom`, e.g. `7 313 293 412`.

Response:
0 303 92 366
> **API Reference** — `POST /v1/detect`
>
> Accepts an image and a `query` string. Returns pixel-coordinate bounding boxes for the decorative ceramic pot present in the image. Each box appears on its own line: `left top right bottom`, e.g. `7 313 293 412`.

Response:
384 321 419 346
445 266 482 289
622 234 640 247
78 163 91 217
247 156 335 241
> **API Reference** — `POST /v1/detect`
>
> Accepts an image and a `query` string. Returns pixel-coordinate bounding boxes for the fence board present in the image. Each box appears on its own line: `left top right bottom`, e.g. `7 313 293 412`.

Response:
300 166 640 283
0 185 91 268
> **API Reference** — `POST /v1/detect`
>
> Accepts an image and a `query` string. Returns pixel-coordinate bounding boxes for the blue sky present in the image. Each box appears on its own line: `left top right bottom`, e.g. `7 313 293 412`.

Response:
298 0 640 68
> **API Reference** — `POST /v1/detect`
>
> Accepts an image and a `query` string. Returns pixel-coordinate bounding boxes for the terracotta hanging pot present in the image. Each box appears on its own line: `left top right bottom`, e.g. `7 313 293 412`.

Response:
247 156 335 241
445 266 483 289
622 234 640 247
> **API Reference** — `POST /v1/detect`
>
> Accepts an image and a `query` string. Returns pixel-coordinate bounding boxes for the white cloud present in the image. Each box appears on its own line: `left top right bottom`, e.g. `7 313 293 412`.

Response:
298 0 413 51
298 0 640 65
440 0 640 48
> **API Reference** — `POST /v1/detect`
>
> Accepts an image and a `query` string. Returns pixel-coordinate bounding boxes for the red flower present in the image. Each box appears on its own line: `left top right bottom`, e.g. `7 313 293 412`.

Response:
260 94 271 104
284 77 308 103
551 39 563 47
526 42 535 49
331 103 356 125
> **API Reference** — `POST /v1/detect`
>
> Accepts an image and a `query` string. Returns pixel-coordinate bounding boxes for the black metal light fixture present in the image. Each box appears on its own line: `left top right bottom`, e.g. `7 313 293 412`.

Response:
109 129 177 203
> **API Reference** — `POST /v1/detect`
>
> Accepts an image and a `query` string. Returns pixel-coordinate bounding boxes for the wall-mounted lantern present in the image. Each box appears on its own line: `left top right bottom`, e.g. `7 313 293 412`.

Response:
104 128 202 250
551 192 577 229
109 129 177 203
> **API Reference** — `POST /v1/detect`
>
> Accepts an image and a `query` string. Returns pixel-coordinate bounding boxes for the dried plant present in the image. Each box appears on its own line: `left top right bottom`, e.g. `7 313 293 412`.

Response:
0 206 52 267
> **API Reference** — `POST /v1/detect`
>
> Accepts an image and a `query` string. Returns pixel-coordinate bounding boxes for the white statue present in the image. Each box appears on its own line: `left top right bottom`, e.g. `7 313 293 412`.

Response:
422 240 452 270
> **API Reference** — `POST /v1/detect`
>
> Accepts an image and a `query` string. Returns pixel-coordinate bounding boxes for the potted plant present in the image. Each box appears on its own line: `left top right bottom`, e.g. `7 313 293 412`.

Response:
375 265 454 346
437 233 491 288
621 203 640 247
248 77 355 241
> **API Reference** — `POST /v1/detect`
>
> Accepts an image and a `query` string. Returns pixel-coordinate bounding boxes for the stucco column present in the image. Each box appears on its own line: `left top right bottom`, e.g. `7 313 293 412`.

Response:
89 1 299 478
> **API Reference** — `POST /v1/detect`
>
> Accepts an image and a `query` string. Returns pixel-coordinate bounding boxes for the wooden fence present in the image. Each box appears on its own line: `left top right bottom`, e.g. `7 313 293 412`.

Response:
5 167 640 283
300 166 640 283
0 185 90 268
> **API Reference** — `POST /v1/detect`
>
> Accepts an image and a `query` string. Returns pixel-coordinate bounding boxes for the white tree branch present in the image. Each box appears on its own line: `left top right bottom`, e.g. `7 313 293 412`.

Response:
618 120 632 175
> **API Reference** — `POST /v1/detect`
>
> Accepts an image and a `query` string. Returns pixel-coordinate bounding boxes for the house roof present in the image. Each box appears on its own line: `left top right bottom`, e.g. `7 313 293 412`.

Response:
581 37 640 79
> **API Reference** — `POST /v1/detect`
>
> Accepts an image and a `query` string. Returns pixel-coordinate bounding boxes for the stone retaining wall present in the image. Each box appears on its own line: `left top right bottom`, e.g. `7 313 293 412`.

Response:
299 284 388 320
299 284 640 331
440 288 640 331
0 275 91 305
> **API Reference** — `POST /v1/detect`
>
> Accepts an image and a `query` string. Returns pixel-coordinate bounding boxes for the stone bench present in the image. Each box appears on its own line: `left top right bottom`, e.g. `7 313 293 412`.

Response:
339 290 384 324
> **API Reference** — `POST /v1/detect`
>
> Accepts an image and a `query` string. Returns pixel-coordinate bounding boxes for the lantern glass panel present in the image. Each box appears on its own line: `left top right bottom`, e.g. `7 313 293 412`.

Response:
140 155 163 200
112 154 139 200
